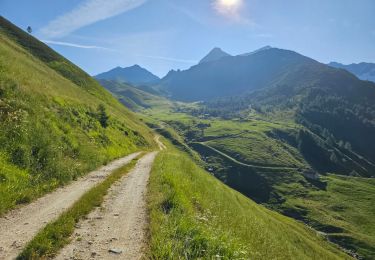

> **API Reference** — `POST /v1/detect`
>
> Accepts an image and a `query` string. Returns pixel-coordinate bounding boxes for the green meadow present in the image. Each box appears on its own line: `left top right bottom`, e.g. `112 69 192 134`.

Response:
138 92 374 259
147 142 349 259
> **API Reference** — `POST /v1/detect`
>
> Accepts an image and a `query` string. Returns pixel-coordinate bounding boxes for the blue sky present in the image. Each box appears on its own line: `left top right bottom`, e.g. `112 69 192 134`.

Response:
1 0 374 77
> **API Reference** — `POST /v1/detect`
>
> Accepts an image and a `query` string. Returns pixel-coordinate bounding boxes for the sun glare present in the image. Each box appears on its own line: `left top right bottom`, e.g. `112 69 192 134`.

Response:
219 0 240 7
214 0 243 17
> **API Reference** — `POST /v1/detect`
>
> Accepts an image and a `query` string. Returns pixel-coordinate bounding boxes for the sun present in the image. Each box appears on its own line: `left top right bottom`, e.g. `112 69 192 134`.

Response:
218 0 241 7
213 0 246 21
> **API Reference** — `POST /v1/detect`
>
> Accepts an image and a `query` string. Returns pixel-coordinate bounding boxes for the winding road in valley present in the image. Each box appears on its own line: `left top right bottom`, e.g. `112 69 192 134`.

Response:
0 152 141 260
194 142 300 170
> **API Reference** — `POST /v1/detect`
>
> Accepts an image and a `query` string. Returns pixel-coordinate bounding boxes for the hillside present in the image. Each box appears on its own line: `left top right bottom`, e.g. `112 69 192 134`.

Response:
329 62 375 83
136 102 374 259
0 16 154 215
97 79 169 112
95 64 160 86
148 142 350 259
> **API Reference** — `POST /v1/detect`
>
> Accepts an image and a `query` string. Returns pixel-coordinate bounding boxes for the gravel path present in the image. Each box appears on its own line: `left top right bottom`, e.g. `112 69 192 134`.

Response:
0 152 141 260
55 152 158 260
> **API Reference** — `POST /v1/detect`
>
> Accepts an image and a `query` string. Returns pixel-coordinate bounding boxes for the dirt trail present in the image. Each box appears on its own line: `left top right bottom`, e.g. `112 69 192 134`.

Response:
154 135 166 151
0 152 141 260
56 152 157 260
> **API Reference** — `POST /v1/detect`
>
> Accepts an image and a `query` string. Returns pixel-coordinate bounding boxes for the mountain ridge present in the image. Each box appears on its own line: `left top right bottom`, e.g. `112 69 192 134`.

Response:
328 61 375 83
95 64 160 86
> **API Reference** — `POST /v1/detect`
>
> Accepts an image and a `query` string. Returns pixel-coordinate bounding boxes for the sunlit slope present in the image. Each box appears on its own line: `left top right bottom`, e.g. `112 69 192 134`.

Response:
148 144 350 259
0 16 154 215
98 79 171 112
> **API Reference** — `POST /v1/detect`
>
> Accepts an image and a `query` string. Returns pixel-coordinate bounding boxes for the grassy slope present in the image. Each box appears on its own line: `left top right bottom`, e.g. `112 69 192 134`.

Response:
128 95 372 258
204 119 306 168
279 175 375 259
202 118 375 258
0 17 155 215
193 117 375 258
148 143 349 259
98 79 171 112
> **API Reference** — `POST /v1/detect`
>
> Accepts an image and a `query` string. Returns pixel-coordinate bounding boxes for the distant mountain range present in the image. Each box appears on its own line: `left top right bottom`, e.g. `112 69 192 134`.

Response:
98 46 375 177
157 47 375 103
95 64 160 86
328 62 375 83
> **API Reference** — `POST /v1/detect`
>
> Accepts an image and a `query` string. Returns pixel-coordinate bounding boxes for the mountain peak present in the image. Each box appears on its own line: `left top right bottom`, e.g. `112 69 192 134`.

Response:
199 47 231 64
95 65 160 86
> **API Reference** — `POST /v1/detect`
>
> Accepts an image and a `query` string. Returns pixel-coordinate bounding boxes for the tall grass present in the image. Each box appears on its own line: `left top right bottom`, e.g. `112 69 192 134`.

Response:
147 144 349 259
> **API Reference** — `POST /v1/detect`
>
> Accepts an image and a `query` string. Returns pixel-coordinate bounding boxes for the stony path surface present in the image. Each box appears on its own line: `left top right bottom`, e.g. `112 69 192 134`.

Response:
0 152 141 260
55 152 158 260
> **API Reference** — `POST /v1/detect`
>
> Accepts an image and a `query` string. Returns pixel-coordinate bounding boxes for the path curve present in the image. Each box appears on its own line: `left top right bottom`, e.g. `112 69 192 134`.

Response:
193 142 300 170
55 152 158 260
154 135 166 151
0 152 141 260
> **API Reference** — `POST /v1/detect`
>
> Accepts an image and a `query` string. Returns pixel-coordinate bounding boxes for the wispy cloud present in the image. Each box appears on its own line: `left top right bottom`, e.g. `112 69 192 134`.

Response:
137 55 198 64
42 40 113 50
39 0 147 39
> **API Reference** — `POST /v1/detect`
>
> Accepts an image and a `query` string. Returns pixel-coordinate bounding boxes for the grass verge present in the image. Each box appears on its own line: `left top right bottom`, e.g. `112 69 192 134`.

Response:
17 155 141 259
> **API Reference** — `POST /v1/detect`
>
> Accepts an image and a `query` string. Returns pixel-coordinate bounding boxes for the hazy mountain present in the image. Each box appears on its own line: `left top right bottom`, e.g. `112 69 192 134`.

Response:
199 47 231 64
95 64 160 86
159 47 375 102
328 62 375 83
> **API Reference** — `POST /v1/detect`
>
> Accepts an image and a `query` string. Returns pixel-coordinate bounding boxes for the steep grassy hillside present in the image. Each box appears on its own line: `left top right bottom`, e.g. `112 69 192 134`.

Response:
0 17 154 215
278 174 375 259
119 96 371 258
98 79 170 112
148 143 350 259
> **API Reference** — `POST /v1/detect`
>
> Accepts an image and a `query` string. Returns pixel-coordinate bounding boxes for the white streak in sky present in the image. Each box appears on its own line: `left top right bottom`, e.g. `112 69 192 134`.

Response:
39 0 147 38
42 40 112 50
